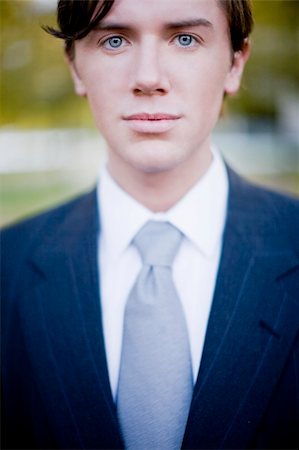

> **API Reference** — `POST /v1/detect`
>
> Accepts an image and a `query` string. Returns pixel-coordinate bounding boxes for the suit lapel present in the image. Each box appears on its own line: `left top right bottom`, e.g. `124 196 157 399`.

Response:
19 190 123 449
183 170 299 449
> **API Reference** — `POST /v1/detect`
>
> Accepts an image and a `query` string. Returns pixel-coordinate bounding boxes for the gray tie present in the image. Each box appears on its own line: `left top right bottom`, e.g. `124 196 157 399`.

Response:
117 221 193 450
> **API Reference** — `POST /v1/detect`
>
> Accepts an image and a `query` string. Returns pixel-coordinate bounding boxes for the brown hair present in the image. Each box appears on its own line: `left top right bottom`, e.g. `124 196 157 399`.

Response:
219 0 253 52
45 0 253 60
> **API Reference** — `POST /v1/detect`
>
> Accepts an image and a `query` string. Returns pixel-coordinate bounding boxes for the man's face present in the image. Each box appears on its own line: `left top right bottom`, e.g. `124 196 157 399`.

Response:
69 0 248 183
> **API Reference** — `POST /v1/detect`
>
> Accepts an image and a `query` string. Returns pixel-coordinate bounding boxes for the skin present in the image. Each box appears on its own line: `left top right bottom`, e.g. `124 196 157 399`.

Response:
69 0 250 211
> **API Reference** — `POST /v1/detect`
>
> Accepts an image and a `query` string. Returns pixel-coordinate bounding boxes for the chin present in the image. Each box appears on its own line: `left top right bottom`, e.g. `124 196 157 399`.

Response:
128 141 185 174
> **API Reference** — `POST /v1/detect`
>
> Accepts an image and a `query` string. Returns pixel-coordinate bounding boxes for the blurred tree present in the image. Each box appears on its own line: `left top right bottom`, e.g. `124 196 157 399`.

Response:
237 0 299 121
1 0 88 127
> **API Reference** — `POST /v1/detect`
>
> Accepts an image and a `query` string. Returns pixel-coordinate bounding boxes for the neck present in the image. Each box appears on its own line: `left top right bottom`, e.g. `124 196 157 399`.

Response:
107 148 213 212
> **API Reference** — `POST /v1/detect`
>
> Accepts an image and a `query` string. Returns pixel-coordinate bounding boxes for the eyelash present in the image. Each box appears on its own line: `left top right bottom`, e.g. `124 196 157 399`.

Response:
174 34 201 47
99 33 201 51
101 36 127 50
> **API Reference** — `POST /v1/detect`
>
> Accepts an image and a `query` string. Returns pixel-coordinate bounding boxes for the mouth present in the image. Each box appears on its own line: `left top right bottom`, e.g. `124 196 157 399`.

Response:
123 112 181 133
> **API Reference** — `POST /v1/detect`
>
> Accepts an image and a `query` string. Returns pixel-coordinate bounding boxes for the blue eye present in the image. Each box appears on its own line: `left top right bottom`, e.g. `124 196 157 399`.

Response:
177 34 195 47
105 36 123 49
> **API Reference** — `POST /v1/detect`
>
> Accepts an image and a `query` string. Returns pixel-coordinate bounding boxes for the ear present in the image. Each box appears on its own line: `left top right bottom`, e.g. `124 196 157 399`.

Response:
224 39 251 95
66 56 87 97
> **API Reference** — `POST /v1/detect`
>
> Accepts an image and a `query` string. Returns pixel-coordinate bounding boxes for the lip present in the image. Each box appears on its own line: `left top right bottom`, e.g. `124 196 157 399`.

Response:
123 112 181 133
124 113 180 120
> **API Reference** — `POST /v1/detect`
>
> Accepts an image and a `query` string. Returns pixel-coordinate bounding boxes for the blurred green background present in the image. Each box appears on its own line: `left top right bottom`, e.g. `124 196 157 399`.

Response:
1 0 298 227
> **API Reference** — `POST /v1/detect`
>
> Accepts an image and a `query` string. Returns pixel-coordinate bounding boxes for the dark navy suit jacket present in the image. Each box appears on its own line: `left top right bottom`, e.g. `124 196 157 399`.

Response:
1 168 299 449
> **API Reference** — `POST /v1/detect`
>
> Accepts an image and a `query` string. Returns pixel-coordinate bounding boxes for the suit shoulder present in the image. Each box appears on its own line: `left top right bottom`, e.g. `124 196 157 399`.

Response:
2 190 94 245
256 185 299 249
250 182 298 220
1 189 97 297
228 167 298 214
250 180 298 218
227 168 299 251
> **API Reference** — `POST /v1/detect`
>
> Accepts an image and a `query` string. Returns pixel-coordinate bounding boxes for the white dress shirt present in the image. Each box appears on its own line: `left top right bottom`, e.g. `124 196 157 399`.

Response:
97 147 229 400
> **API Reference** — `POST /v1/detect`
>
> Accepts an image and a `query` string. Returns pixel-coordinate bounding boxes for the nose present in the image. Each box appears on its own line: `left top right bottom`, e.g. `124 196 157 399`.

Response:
130 39 170 96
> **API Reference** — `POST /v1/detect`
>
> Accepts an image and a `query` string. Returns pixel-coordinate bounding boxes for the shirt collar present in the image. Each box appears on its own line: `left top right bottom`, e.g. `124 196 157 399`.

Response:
97 146 228 260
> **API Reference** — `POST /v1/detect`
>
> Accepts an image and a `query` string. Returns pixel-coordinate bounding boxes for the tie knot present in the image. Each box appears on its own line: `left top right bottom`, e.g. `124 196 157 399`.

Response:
134 221 182 267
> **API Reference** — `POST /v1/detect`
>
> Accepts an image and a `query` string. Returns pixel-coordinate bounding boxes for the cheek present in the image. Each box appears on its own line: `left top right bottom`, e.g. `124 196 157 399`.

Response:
82 75 114 123
178 55 229 100
83 62 125 105
85 84 125 141
185 77 225 123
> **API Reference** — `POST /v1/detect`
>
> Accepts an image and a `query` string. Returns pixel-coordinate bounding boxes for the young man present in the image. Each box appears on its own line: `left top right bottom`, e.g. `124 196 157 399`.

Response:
2 1 298 449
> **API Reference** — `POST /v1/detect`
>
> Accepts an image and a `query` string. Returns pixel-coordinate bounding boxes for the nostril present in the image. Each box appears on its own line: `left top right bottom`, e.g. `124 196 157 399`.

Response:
133 88 144 96
133 88 167 96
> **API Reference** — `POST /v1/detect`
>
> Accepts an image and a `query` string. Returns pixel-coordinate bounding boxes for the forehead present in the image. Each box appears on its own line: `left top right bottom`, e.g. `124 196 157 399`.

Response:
99 0 226 30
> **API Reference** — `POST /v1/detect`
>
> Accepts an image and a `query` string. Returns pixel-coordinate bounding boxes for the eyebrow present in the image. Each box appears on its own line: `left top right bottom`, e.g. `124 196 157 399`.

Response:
96 18 213 32
165 19 213 29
